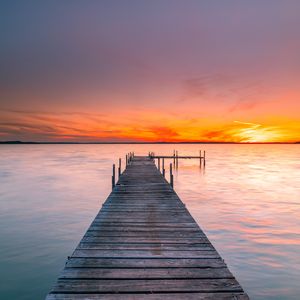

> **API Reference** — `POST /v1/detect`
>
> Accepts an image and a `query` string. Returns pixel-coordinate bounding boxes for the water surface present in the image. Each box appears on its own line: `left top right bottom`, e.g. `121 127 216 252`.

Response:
0 144 299 299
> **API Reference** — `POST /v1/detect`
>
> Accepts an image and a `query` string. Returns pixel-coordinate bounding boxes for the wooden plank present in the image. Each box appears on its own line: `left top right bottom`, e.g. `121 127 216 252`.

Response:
77 243 213 250
92 218 194 223
84 232 205 238
88 226 202 232
47 293 249 300
66 258 227 268
96 211 190 215
72 249 219 258
51 278 243 293
81 237 209 243
59 267 234 279
90 222 198 228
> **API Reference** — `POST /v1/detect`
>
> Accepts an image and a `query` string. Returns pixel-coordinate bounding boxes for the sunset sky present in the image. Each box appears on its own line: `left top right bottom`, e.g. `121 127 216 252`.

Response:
1 1 299 142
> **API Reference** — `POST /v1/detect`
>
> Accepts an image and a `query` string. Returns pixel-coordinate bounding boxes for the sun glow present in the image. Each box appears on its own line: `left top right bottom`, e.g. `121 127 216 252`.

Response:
232 121 283 143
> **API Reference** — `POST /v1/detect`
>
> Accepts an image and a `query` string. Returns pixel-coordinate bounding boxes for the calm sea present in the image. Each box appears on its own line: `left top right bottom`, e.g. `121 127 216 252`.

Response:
0 144 299 299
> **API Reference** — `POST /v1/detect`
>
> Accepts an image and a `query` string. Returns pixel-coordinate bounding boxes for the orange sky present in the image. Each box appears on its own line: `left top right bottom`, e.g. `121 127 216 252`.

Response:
0 2 300 143
1 107 299 143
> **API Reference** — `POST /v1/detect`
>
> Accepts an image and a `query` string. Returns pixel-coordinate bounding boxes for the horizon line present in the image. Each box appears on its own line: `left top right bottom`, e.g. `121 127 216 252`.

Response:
0 140 299 145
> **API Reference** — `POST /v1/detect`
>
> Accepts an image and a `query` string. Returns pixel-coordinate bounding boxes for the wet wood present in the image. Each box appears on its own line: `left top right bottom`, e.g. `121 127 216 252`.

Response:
46 156 248 299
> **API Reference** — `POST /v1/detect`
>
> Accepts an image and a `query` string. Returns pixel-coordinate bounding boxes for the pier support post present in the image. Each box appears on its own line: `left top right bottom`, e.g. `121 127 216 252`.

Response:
112 164 115 189
170 163 174 188
204 150 206 166
118 158 121 178
158 158 160 172
200 150 202 166
162 158 165 177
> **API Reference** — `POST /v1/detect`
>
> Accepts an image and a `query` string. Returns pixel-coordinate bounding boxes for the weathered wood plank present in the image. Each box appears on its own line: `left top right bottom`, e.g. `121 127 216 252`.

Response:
88 226 202 232
81 237 209 243
84 231 205 238
59 267 234 279
51 278 243 293
72 249 220 258
47 293 249 300
77 243 213 250
66 258 227 268
90 222 198 228
85 232 203 237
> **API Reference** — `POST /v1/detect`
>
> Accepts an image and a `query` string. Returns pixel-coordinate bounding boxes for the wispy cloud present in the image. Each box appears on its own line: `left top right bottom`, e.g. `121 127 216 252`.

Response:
0 109 298 142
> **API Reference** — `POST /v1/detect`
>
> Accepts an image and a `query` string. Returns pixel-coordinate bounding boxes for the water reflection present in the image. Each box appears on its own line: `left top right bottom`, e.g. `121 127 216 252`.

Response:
0 144 299 299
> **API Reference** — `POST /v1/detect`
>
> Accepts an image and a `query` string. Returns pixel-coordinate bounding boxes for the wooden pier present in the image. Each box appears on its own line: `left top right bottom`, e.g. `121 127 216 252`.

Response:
46 156 248 299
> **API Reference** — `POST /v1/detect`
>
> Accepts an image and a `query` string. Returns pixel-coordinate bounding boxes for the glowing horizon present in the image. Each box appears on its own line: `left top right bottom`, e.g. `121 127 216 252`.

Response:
1 109 298 143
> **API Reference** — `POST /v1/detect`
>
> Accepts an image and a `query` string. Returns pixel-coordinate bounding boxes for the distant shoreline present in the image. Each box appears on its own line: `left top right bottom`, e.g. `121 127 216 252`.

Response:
0 141 299 145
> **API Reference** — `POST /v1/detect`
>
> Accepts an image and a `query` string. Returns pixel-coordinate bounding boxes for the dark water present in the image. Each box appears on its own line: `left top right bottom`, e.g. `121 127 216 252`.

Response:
0 144 299 299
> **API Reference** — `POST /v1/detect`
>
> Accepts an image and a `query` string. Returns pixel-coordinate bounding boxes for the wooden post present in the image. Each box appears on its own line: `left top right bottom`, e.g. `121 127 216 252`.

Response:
204 150 206 166
112 164 115 189
170 163 173 188
158 157 160 172
173 150 175 165
162 158 165 177
118 158 121 178
126 154 128 167
200 150 202 166
176 150 178 169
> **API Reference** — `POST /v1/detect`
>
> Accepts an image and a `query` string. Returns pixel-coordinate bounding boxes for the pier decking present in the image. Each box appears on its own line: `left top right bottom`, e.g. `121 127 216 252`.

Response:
47 156 248 299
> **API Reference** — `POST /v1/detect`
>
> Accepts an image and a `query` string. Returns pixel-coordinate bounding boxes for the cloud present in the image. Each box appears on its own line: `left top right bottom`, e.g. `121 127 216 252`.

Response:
180 74 271 115
181 74 234 101
148 126 179 140
200 129 237 142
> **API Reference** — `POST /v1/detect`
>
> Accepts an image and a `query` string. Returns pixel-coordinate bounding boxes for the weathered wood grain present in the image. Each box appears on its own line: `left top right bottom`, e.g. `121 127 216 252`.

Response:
51 278 243 293
80 237 209 244
65 258 227 268
47 293 249 300
59 267 234 279
72 249 220 258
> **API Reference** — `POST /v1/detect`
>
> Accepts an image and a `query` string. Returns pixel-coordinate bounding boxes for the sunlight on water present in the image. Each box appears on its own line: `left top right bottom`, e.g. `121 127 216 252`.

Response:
0 144 299 299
